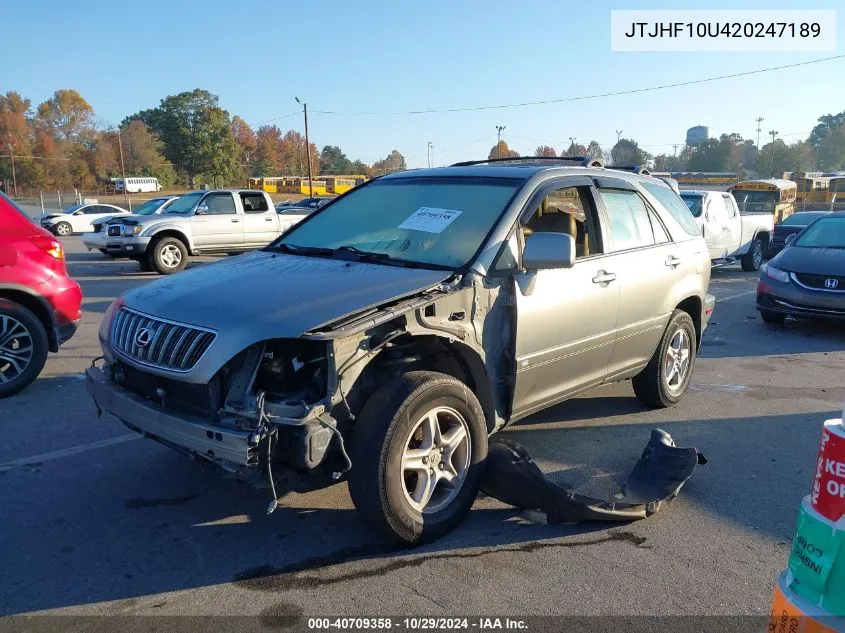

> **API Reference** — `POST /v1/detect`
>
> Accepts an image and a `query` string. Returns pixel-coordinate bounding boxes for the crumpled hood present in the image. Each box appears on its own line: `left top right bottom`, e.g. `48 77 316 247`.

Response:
121 250 452 341
773 247 845 276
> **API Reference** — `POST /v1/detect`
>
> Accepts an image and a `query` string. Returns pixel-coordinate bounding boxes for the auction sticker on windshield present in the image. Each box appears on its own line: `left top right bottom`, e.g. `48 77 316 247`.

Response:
399 207 462 233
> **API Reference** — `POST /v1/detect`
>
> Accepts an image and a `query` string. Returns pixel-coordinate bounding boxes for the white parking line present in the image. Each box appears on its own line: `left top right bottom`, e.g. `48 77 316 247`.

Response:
716 289 757 303
0 434 139 472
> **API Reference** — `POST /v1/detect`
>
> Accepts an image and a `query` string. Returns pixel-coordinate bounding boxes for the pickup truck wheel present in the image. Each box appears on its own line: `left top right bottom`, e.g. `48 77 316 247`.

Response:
760 310 786 325
0 300 49 399
741 238 765 271
632 310 696 408
53 222 72 237
149 237 187 275
348 371 487 545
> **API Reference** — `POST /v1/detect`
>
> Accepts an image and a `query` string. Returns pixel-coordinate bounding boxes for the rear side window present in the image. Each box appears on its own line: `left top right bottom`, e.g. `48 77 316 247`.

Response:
240 193 269 213
0 191 36 225
641 181 700 236
598 190 656 252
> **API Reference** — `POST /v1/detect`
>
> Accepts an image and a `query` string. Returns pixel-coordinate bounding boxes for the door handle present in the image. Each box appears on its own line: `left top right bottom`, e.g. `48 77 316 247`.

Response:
231 218 240 223
592 270 616 284
665 255 681 268
264 217 273 221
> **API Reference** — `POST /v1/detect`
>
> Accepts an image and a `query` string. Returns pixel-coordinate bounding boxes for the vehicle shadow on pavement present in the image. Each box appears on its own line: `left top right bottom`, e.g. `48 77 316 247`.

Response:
0 406 831 615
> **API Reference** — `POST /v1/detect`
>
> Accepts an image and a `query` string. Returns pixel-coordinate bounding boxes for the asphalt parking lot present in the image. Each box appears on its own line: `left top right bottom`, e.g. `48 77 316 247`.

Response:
2 235 844 620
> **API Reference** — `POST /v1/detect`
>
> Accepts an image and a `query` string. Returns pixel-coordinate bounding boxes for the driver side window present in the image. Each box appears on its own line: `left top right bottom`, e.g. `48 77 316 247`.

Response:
522 186 600 260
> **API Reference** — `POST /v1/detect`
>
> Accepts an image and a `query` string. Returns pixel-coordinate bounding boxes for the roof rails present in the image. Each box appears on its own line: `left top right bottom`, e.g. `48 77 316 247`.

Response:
448 155 657 177
450 155 605 168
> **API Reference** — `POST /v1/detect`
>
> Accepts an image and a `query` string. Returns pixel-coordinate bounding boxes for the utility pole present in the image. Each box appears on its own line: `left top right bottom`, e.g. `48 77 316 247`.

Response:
495 125 506 158
295 97 314 197
7 133 17 197
116 126 131 211
755 116 764 150
616 130 623 143
769 130 778 177
427 141 433 168
672 144 679 157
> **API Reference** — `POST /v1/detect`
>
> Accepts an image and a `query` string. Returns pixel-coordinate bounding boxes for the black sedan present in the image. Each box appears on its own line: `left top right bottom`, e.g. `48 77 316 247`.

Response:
757 211 845 324
768 210 830 256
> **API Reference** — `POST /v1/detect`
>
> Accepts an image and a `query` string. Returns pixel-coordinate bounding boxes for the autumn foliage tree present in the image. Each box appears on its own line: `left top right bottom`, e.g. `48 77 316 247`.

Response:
534 145 556 157
488 140 519 159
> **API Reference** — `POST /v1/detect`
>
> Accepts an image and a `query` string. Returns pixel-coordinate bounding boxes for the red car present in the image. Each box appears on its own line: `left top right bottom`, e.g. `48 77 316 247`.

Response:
0 191 82 397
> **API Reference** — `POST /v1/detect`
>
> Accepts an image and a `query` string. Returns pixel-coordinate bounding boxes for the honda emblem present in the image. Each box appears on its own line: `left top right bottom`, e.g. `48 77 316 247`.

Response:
824 278 839 289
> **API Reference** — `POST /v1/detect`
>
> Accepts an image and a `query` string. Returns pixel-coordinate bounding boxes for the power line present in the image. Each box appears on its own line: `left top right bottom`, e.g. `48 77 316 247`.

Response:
296 55 845 117
250 111 300 128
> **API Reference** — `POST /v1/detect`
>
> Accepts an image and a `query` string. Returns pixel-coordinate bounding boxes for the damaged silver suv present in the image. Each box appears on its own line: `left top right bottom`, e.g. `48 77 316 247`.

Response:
86 157 715 544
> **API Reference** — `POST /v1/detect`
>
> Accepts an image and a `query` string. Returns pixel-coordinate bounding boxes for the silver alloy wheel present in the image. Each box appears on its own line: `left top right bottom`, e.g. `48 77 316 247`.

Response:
663 329 691 394
400 406 471 514
0 315 34 384
752 241 763 268
55 223 71 236
159 244 183 268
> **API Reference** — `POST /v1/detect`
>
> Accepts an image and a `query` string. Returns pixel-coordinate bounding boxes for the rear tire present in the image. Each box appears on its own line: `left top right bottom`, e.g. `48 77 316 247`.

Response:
0 300 49 399
741 237 765 271
633 310 697 408
760 310 786 325
149 237 188 275
348 371 488 545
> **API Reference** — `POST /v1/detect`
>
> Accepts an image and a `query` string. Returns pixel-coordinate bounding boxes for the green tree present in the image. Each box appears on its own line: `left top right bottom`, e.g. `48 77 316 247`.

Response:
372 150 407 174
817 124 845 171
586 141 604 161
610 139 651 166
686 133 745 173
144 89 238 187
36 89 95 143
319 145 353 173
487 140 519 160
534 145 556 157
809 111 845 149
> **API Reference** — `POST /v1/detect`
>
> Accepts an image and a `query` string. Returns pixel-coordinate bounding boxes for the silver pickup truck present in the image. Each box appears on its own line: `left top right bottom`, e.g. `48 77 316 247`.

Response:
101 189 308 274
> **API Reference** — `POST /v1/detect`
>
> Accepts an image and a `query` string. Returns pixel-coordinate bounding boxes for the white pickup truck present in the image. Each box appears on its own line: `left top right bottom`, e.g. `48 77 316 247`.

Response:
679 190 773 271
101 189 311 274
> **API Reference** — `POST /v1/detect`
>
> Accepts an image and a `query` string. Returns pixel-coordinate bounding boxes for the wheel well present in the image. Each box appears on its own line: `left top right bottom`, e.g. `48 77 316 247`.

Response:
149 230 189 252
675 296 702 347
0 290 57 352
755 230 770 246
348 334 496 433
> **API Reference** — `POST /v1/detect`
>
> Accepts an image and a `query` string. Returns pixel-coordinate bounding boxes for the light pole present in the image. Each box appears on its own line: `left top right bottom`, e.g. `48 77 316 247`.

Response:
769 130 778 177
495 125 506 158
755 116 764 150
616 129 623 143
7 133 17 197
295 97 314 197
569 137 576 156
114 126 131 211
427 141 434 168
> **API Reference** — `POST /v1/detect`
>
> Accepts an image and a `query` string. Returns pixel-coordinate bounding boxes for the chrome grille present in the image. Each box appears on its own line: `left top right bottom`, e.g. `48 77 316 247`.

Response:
107 225 122 236
110 307 216 372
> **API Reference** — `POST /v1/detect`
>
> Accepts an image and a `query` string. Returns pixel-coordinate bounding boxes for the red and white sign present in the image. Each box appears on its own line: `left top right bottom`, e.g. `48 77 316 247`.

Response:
810 419 845 522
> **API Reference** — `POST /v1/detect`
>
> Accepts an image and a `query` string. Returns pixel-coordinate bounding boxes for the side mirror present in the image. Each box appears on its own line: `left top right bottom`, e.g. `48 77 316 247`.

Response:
522 232 575 271
195 204 209 215
73 210 84 216
785 233 797 245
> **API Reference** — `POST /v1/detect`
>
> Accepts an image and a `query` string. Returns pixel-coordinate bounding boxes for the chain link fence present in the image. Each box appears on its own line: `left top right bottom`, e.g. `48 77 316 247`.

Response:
795 200 845 212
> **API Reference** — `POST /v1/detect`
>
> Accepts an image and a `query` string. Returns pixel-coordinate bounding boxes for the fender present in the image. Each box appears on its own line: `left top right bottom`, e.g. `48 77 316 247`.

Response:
0 283 60 352
140 223 195 252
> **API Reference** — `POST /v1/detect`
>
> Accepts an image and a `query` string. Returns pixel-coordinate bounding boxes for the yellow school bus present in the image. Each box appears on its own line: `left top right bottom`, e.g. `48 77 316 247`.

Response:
276 177 328 196
825 176 845 206
791 172 830 203
672 172 737 186
324 176 367 195
729 179 797 224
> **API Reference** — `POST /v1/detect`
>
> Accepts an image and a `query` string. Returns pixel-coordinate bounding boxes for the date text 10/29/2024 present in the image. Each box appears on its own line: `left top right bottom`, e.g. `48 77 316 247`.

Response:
307 618 528 630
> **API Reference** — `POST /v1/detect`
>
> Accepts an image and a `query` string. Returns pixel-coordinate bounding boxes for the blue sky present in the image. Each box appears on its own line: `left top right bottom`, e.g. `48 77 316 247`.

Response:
3 0 843 168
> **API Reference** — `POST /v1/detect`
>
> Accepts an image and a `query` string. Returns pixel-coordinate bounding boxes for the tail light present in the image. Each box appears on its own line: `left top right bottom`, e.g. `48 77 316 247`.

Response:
30 235 67 273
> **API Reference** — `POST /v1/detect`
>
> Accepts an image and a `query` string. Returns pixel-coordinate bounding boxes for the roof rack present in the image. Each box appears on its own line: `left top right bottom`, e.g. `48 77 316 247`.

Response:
450 155 605 169
610 165 652 176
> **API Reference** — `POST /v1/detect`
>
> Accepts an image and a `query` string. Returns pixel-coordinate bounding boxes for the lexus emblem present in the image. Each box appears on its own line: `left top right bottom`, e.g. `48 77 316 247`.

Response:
825 278 839 289
134 327 153 348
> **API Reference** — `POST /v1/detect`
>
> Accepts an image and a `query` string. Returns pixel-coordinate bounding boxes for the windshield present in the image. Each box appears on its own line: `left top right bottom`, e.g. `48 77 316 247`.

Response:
781 212 827 226
63 205 83 214
133 197 169 215
271 176 522 268
732 190 779 213
679 194 703 218
795 217 845 248
165 192 204 213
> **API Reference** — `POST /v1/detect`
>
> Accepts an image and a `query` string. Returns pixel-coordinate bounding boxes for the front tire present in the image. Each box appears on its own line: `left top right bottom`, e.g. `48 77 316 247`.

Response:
632 310 697 408
760 310 786 325
148 237 188 275
0 300 49 399
53 222 72 237
741 237 765 271
348 371 488 545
